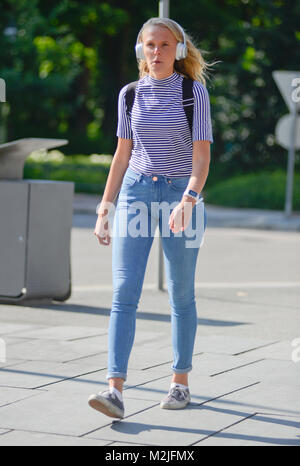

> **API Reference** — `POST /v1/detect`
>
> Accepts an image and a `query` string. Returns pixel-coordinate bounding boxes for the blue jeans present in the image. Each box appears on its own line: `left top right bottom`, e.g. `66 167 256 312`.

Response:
106 166 207 382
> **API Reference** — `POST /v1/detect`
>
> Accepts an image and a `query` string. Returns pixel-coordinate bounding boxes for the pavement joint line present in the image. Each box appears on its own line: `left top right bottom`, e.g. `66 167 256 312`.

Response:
140 360 173 371
189 412 258 446
80 401 161 438
0 426 111 442
61 352 107 364
33 368 108 390
210 358 265 377
192 381 261 408
0 367 107 391
123 373 172 392
0 429 13 436
233 340 281 356
0 388 47 408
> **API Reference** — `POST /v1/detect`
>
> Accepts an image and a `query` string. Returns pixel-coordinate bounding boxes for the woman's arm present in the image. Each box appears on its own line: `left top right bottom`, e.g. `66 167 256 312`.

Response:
169 140 211 233
181 140 211 207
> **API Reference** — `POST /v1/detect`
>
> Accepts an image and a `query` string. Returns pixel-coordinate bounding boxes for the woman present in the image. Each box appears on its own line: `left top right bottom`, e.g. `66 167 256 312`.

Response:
88 17 214 419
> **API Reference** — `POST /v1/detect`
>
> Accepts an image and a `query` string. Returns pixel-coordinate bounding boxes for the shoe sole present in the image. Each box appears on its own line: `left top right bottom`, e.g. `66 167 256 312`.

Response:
160 399 191 410
88 395 124 419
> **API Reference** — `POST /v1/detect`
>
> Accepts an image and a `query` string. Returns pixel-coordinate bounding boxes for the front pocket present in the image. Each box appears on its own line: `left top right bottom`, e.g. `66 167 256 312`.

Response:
169 177 190 191
122 170 141 187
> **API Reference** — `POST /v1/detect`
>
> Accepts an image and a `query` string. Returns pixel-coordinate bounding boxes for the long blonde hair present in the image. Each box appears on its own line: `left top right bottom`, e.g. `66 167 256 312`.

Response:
136 17 217 85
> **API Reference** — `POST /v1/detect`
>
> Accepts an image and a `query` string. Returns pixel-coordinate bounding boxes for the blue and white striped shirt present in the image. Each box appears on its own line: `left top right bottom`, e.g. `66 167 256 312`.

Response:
116 71 213 177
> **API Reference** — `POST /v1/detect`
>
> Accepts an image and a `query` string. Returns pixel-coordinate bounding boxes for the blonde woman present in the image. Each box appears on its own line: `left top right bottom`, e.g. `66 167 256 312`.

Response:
89 17 214 419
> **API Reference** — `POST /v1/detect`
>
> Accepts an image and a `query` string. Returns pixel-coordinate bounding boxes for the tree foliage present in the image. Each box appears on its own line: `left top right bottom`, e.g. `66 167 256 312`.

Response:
0 0 299 175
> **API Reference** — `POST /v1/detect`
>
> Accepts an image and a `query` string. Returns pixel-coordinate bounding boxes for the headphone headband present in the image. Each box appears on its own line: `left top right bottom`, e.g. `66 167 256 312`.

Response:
135 19 188 61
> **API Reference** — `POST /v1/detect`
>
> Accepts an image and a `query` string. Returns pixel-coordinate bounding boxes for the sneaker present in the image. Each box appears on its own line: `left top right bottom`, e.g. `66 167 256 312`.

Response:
88 390 124 419
160 385 191 410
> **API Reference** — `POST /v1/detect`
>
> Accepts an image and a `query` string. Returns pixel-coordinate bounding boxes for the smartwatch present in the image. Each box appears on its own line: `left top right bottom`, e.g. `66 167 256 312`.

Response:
183 188 201 202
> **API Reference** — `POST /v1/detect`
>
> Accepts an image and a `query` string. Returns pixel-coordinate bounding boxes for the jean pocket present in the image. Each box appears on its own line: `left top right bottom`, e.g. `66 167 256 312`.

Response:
122 169 141 187
169 177 190 191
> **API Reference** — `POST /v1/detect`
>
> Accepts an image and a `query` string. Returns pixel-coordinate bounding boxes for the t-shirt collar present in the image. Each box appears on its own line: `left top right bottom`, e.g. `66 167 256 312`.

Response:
146 71 179 86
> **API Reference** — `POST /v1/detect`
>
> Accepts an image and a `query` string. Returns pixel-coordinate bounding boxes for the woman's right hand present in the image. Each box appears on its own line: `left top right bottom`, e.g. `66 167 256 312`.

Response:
94 212 111 246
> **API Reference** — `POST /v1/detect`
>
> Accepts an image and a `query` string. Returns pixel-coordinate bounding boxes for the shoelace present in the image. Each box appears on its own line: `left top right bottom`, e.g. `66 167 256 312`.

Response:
168 387 187 401
101 390 116 400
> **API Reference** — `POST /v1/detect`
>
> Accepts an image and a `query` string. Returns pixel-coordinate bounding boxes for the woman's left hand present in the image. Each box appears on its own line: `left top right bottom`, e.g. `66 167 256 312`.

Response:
169 200 194 234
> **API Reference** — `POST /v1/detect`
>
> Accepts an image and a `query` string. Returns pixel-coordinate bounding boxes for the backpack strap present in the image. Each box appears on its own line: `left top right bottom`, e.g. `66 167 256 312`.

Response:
125 81 139 118
182 77 194 138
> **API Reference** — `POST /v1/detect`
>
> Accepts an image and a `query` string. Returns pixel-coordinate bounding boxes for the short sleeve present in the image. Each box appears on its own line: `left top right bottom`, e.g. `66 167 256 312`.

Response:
116 84 133 139
192 82 213 143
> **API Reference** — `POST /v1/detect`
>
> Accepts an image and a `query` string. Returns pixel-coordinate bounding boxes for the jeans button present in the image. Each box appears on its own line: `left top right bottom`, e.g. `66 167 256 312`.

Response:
152 176 158 181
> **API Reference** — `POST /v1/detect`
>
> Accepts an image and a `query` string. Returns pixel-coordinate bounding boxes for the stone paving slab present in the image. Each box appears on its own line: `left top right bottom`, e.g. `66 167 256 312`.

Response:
123 373 259 405
0 430 112 446
211 358 300 386
0 323 45 336
192 335 278 355
143 350 268 377
0 386 47 407
0 389 156 437
0 360 106 389
203 380 300 418
196 413 300 446
6 335 108 363
40 368 172 395
240 340 297 361
10 325 108 341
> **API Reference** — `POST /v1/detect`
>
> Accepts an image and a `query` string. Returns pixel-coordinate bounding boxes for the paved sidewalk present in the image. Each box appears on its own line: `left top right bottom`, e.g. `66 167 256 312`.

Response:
0 204 299 446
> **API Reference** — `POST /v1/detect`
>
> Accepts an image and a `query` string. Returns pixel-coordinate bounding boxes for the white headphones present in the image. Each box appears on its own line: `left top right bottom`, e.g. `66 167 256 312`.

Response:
135 20 188 61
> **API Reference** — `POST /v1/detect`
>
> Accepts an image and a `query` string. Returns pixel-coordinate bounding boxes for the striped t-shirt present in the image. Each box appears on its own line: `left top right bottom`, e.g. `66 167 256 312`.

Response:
116 71 213 177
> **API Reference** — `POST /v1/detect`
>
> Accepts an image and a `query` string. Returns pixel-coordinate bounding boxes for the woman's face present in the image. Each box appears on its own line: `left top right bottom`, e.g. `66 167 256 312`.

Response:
141 25 178 79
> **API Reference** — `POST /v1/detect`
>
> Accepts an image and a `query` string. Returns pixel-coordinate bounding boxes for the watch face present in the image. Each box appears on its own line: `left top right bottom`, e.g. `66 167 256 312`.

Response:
188 190 198 196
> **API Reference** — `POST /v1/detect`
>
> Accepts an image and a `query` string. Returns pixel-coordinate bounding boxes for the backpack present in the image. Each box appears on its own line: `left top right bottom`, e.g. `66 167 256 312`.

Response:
125 76 194 137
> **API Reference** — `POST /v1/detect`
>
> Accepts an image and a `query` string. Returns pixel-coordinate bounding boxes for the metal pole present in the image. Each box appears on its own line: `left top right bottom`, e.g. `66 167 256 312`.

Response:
285 98 297 217
0 79 6 145
157 0 170 291
159 0 170 17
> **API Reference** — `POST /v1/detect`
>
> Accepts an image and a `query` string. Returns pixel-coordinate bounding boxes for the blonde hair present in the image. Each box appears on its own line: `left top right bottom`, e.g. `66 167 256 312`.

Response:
136 17 218 85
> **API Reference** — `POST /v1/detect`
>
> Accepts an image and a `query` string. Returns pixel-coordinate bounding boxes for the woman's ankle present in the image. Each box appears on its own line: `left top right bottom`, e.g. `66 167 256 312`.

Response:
172 373 188 387
108 377 124 393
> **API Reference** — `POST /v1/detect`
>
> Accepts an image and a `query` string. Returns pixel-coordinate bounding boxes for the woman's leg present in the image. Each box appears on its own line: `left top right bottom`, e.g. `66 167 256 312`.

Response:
160 198 205 383
107 198 157 387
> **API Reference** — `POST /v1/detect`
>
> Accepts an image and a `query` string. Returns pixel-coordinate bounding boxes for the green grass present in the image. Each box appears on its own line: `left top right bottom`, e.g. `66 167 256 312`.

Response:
205 170 300 211
24 151 111 194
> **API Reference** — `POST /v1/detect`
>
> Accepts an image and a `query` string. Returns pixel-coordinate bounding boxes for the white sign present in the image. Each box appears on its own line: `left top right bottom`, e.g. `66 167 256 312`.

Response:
272 70 300 216
273 71 300 112
272 71 300 150
275 114 300 150
0 78 5 102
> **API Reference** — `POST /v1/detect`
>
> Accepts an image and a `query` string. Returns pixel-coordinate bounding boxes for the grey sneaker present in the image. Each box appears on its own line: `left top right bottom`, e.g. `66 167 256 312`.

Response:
160 385 191 410
88 390 124 419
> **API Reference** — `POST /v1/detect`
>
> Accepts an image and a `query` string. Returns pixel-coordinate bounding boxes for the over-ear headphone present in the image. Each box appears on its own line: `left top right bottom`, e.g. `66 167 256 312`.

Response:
135 20 188 61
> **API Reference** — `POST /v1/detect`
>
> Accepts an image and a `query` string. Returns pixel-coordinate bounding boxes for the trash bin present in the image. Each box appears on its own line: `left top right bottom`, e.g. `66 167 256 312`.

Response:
0 138 74 304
